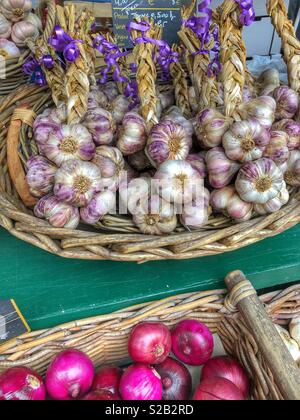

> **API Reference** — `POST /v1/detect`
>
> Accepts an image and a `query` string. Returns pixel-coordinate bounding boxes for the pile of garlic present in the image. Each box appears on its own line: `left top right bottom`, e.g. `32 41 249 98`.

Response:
0 0 41 60
276 317 300 368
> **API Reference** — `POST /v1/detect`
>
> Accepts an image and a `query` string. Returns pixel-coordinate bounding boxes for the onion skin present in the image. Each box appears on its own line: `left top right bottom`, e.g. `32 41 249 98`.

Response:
83 390 117 400
193 378 245 400
92 366 122 398
0 367 46 400
155 357 192 400
46 349 94 400
128 322 172 365
171 320 214 366
119 364 163 401
201 356 249 398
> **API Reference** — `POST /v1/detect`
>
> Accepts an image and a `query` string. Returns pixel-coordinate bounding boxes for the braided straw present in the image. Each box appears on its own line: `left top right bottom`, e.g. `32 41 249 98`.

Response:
267 0 300 94
219 0 246 118
170 46 192 118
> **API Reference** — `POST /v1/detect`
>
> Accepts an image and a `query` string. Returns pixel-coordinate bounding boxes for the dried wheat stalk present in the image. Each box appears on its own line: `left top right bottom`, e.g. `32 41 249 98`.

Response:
267 0 300 94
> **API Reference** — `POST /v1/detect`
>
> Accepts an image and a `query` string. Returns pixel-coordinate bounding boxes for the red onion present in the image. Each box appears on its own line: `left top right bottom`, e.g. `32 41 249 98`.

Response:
83 390 117 400
92 366 122 398
128 322 172 365
201 356 249 397
0 367 46 400
193 377 244 400
46 349 94 400
119 363 163 400
155 357 192 400
171 320 214 366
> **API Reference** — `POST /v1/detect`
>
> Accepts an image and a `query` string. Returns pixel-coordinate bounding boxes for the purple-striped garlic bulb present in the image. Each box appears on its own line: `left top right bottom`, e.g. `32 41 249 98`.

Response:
26 156 57 198
33 109 61 146
283 150 300 187
186 153 207 178
222 119 270 162
93 146 125 191
100 81 119 101
82 108 116 146
206 147 241 189
44 124 95 166
195 108 231 149
263 130 290 165
272 119 300 151
272 86 299 120
235 158 284 204
80 190 116 225
132 195 177 235
154 160 202 205
87 87 109 110
110 95 130 124
240 96 276 130
156 90 175 117
54 159 102 207
50 104 67 124
127 150 152 172
210 185 253 222
147 121 192 166
117 111 147 155
34 194 80 229
0 13 11 39
254 182 289 215
162 106 194 137
181 188 211 229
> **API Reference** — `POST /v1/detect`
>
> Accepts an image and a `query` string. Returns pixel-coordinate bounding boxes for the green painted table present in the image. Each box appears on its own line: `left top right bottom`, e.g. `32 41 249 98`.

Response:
1 225 300 331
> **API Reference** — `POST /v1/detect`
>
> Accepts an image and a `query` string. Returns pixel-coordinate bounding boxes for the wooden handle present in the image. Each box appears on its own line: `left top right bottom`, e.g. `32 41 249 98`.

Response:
225 270 300 400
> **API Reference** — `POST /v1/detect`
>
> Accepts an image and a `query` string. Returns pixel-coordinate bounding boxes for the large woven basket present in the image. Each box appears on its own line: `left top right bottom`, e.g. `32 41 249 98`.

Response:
0 272 299 400
0 0 56 97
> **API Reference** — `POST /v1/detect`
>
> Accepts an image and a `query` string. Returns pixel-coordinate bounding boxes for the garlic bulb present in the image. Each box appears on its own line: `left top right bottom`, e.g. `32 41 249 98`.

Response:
11 21 39 47
119 176 151 215
82 108 116 146
272 119 300 151
50 104 67 124
24 12 42 31
181 188 211 229
110 95 130 124
188 86 198 113
154 160 202 205
54 160 102 207
263 130 289 165
223 119 270 162
93 146 125 191
33 110 61 153
289 317 300 347
80 190 116 225
210 186 253 222
240 96 276 130
34 194 80 229
272 86 299 120
0 13 11 39
117 111 147 155
162 106 194 137
0 38 20 58
1 0 32 22
26 156 57 198
236 158 284 204
44 124 95 166
258 69 280 96
127 150 152 172
101 81 119 101
132 195 177 235
88 87 109 110
196 108 230 149
157 90 175 117
186 153 207 178
284 150 300 187
254 182 289 215
275 325 300 363
147 121 192 166
206 147 241 189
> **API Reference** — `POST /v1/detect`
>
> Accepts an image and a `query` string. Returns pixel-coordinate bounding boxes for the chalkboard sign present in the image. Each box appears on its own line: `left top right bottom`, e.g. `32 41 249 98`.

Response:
112 0 184 48
0 300 30 343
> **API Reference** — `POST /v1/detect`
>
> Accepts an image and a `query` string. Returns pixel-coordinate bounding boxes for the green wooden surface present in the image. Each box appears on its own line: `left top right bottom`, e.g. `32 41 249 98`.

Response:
1 225 300 331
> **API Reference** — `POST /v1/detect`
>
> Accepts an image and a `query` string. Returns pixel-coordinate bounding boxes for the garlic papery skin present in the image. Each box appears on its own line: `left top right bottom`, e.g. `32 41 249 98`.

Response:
196 108 230 149
54 160 102 207
93 146 125 191
222 119 270 163
157 90 175 117
254 182 289 215
80 190 116 225
11 21 39 47
284 150 300 187
1 0 32 22
240 96 276 130
210 186 253 222
272 86 299 120
127 150 152 172
258 69 280 95
289 317 300 347
24 12 42 31
235 158 284 204
34 194 80 229
272 119 300 150
44 124 95 166
0 13 11 39
101 81 119 102
117 111 147 156
50 104 67 124
206 147 241 189
132 195 177 235
188 86 198 113
0 38 20 58
88 87 109 110
26 156 57 198
110 95 130 124
82 108 116 146
263 130 290 165
154 160 202 205
181 189 211 229
162 106 194 137
186 153 207 179
275 325 300 363
147 121 192 166
33 111 61 153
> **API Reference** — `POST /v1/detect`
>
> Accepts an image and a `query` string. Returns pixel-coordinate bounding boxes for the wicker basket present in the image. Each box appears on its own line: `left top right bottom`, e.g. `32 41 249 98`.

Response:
0 0 56 97
0 272 299 400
